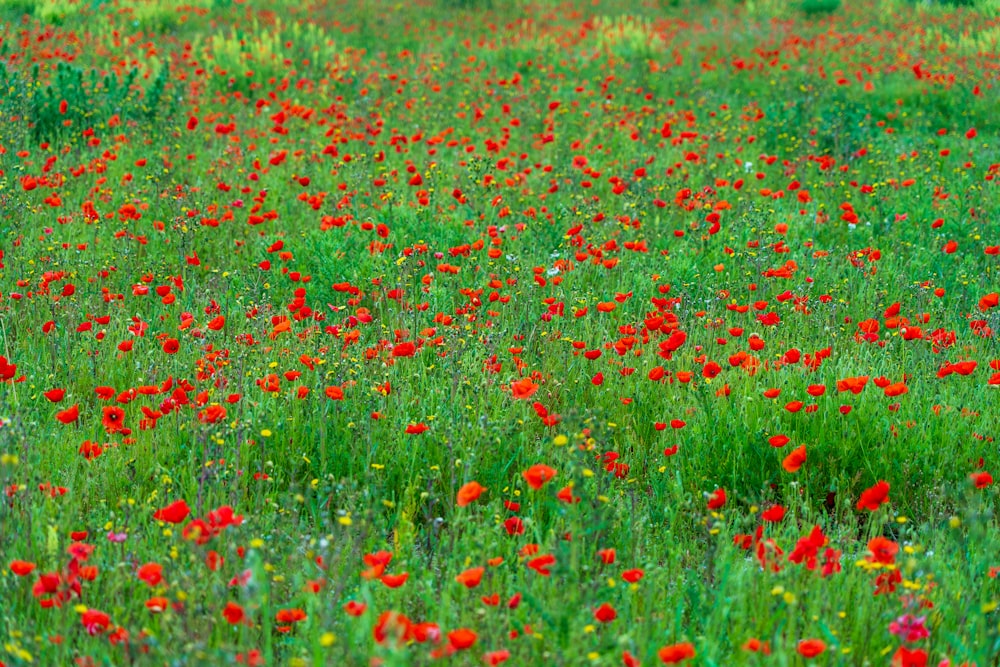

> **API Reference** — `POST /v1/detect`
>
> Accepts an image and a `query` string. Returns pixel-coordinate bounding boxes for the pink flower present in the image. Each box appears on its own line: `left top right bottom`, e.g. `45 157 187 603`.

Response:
889 614 929 643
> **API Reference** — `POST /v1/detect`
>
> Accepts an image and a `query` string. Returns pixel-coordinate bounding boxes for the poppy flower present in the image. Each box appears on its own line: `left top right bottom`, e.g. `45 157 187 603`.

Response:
706 488 727 510
594 603 617 623
797 639 826 658
162 339 180 354
522 464 556 489
856 480 890 511
485 650 512 666
867 536 899 565
504 517 525 536
275 608 307 624
344 601 367 616
892 646 928 667
768 434 790 448
101 406 126 433
373 611 413 645
526 554 555 576
455 567 484 588
153 500 191 524
622 568 645 583
658 642 696 663
447 628 477 650
43 388 65 403
381 572 409 588
145 597 170 613
971 472 993 489
55 404 80 424
742 638 771 654
510 377 540 399
761 505 786 522
392 341 416 357
82 609 111 635
223 602 245 625
782 445 807 473
137 563 163 587
456 481 486 507
405 422 428 435
10 560 36 576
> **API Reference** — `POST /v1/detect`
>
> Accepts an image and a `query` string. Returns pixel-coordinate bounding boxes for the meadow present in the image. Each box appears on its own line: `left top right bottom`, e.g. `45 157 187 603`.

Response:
0 0 999 664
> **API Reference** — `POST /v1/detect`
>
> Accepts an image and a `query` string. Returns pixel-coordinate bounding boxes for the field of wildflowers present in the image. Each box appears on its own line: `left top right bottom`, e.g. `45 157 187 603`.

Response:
1 0 999 664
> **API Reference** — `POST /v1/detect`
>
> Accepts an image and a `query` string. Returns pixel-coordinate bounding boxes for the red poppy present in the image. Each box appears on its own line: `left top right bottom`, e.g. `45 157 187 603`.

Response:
456 481 486 507
797 639 826 658
658 642 696 663
153 500 191 524
43 388 65 403
380 572 409 588
510 377 540 400
81 609 111 635
275 608 306 624
522 464 557 490
101 406 126 433
782 445 807 473
455 567 484 588
867 537 899 565
594 603 617 623
856 480 890 511
10 560 36 576
162 339 180 354
223 602 245 625
55 404 80 424
448 628 477 650
622 568 644 583
137 563 163 587
761 505 786 522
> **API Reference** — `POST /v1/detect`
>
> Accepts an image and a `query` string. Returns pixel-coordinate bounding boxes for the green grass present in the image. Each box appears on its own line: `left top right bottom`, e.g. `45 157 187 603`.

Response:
1 0 1000 665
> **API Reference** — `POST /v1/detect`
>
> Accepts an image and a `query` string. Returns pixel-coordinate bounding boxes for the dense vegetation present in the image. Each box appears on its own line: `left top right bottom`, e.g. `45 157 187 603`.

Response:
1 0 999 664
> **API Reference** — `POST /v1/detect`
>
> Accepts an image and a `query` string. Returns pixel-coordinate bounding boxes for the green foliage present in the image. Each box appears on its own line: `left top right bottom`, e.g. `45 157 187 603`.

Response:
0 60 173 144
800 0 841 14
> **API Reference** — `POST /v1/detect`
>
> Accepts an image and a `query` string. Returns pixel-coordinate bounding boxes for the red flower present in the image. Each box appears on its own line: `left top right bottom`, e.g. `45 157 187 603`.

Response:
856 480 890 511
101 406 126 433
971 472 993 489
658 642 696 663
162 338 180 354
782 445 807 473
456 481 485 507
223 602 245 625
153 500 191 524
137 563 163 587
593 603 617 623
380 572 409 588
344 601 367 616
43 388 65 403
275 608 306 624
81 609 111 635
526 554 555 576
392 341 416 357
55 404 80 425
448 628 477 650
510 378 540 400
522 464 557 490
761 505 785 522
10 560 36 576
797 639 826 658
867 537 899 565
455 567 484 588
892 646 928 667
707 488 727 510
